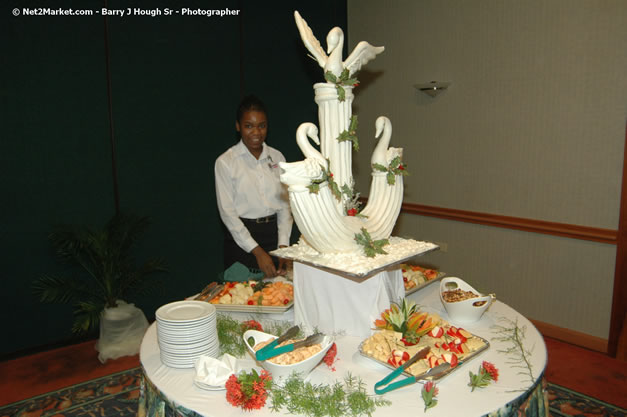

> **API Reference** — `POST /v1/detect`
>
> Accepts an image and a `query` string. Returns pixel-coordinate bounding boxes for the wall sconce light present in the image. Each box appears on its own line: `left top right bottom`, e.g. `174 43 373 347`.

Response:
414 81 451 97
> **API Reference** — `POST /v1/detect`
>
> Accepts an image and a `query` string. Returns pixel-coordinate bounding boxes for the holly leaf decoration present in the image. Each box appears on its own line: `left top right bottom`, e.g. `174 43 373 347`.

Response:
354 227 389 258
325 69 360 102
327 174 342 201
307 161 341 202
337 115 359 151
372 157 409 185
307 179 323 194
340 184 352 195
324 71 337 84
372 163 388 173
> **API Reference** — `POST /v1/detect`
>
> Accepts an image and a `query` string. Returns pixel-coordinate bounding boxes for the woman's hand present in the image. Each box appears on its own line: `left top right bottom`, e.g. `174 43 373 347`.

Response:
252 246 277 278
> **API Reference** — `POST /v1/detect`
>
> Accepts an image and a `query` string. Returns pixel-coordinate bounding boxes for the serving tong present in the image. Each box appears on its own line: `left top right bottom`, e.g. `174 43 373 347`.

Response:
374 347 452 394
194 282 223 301
255 326 324 361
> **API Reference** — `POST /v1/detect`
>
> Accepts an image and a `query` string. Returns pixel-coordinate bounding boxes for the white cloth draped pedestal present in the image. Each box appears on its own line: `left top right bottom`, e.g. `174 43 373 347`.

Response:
293 262 404 338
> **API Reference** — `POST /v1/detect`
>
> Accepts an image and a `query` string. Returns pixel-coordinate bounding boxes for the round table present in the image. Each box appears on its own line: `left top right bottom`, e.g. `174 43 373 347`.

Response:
138 281 548 417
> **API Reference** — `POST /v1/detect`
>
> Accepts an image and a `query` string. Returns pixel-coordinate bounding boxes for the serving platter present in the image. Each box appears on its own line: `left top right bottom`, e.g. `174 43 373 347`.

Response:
209 301 294 314
358 333 490 381
190 277 294 314
405 271 446 296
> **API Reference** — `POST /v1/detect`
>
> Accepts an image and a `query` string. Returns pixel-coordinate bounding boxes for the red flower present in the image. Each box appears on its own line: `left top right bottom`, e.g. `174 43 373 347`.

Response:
225 375 244 407
482 361 499 382
347 208 358 216
424 381 439 396
421 381 439 411
225 370 272 410
241 320 263 332
399 164 405 170
323 343 338 371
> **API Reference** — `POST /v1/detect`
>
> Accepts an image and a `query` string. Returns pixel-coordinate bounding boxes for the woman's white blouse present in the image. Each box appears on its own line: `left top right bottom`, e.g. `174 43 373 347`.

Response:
215 140 293 253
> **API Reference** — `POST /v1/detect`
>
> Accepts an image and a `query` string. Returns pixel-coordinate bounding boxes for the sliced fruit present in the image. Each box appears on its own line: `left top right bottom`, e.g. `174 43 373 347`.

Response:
388 350 410 367
424 269 438 279
428 326 444 338
459 328 472 338
442 352 459 367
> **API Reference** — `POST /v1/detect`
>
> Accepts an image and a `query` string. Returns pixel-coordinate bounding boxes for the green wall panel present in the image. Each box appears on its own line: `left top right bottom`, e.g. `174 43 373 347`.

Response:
0 0 346 356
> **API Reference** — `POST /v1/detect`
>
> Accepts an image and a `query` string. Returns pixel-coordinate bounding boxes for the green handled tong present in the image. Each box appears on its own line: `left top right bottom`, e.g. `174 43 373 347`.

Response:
374 348 452 394
255 325 300 361
256 330 323 361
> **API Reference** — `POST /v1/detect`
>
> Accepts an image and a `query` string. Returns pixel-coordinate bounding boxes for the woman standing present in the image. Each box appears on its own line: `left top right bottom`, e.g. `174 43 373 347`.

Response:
215 95 292 277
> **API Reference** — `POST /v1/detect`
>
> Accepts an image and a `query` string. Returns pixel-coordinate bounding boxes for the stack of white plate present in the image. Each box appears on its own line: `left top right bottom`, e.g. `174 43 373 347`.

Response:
155 300 219 368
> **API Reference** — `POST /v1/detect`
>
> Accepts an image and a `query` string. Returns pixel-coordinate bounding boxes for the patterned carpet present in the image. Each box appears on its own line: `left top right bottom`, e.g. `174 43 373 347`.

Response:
1 367 625 417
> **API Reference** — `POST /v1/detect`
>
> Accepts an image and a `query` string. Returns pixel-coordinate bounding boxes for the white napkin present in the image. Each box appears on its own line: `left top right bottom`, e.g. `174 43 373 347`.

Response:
194 354 239 388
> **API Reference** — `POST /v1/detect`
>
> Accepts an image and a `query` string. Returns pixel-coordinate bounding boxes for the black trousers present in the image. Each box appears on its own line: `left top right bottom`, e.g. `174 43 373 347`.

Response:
222 217 278 271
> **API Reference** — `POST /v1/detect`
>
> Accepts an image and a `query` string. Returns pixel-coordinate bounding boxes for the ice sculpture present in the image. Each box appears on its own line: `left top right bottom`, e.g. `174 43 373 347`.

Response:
279 11 405 254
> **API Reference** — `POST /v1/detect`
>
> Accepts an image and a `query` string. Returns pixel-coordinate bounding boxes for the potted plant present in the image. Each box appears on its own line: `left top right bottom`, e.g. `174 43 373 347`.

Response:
32 212 167 361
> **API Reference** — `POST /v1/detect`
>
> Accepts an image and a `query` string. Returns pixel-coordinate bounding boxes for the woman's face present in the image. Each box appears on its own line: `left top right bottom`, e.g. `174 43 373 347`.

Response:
236 110 268 158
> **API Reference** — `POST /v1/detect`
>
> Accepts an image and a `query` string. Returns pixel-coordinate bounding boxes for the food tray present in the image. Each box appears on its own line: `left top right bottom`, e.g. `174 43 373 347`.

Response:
405 272 447 296
358 334 490 381
271 239 439 280
209 300 293 314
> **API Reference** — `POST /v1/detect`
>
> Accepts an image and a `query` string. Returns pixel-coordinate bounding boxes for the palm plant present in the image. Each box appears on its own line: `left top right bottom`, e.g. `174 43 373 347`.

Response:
32 212 167 334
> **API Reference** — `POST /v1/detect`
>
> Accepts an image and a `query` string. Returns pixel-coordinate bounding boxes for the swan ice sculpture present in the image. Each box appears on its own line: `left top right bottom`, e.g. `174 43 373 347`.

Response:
294 10 385 78
279 12 405 255
294 10 386 191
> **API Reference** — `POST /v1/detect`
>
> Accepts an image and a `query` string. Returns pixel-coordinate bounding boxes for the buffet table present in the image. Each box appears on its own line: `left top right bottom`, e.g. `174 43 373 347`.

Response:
138 280 548 417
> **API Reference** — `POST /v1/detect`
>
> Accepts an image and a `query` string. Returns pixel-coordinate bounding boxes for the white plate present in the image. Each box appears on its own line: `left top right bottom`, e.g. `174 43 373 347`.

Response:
160 348 218 362
158 336 218 349
159 342 219 355
157 318 215 329
157 329 214 340
156 301 216 322
193 380 226 391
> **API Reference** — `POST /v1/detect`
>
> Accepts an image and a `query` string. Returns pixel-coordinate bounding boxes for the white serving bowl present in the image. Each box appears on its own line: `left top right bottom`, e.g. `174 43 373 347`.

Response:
439 277 494 324
242 329 334 380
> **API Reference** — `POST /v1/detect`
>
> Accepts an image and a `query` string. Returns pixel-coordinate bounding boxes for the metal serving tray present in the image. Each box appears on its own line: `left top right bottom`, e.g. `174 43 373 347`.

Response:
404 271 447 296
358 333 490 381
209 300 293 314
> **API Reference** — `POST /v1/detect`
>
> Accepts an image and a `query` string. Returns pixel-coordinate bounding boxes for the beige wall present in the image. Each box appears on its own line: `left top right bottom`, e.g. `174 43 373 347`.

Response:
348 0 627 338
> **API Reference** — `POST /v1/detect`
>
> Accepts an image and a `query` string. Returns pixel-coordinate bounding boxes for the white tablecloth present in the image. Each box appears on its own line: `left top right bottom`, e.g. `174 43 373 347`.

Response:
293 262 404 338
140 281 547 416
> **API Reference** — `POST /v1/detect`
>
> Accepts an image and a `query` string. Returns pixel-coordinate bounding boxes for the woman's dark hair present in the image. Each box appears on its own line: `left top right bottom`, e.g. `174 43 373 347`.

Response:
236 95 267 122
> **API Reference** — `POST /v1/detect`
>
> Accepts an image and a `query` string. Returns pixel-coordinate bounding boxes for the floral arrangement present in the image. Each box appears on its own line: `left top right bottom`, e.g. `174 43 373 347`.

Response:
225 369 273 410
468 361 499 391
374 299 438 345
341 183 366 218
421 381 438 412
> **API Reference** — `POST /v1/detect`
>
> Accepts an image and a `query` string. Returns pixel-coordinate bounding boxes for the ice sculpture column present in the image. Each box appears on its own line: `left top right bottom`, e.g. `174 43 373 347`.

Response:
314 83 354 204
